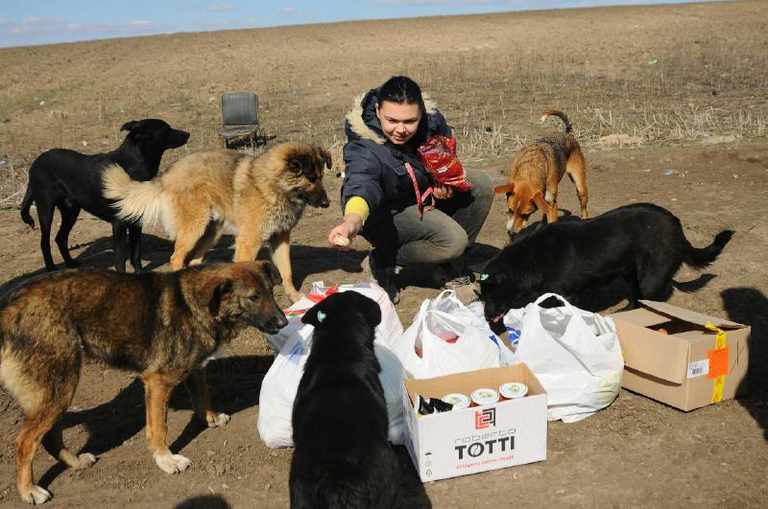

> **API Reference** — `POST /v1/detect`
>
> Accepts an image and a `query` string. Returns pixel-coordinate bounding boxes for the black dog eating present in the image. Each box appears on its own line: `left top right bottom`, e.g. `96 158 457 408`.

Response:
480 203 734 322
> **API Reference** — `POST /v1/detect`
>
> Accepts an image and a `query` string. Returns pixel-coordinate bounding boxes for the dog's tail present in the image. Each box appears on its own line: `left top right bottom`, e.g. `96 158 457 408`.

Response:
102 164 166 228
683 230 734 269
19 178 35 229
541 110 572 134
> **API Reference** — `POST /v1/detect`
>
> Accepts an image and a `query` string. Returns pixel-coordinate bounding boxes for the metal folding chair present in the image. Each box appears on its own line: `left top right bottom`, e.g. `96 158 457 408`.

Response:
217 92 265 148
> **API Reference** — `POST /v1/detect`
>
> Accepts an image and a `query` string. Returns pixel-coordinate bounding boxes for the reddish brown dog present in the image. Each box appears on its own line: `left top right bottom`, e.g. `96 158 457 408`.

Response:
495 110 589 235
0 261 287 505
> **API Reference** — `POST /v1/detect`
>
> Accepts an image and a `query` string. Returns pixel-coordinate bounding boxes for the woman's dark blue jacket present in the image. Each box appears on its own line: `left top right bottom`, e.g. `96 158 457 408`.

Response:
341 88 452 234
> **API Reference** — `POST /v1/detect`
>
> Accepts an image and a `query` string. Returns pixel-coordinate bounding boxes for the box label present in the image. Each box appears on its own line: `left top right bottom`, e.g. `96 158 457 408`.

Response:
454 421 516 462
687 359 709 379
403 365 548 482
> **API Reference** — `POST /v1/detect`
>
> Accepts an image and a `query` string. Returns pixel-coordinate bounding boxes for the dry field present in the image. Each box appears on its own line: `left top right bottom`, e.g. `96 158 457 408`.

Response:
0 1 767 507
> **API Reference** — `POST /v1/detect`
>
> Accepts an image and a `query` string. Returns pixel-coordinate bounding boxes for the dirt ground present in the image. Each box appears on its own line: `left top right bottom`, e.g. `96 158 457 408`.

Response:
1 1 767 508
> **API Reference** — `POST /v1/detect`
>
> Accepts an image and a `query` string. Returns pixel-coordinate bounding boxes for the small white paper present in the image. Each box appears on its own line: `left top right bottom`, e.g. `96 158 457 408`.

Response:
687 359 710 379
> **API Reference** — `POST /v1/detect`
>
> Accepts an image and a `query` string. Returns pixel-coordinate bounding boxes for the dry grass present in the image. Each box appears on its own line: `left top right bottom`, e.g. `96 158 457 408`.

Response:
0 158 25 208
0 1 767 206
422 36 768 154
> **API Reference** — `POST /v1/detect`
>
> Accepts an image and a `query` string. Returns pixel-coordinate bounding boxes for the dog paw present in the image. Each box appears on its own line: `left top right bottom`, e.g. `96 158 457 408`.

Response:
20 485 52 505
154 453 192 474
74 453 97 469
206 412 231 428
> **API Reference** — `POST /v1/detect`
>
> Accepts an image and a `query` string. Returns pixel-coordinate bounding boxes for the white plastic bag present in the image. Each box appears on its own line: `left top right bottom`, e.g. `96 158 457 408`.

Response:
257 282 407 448
384 290 516 379
266 281 403 353
513 293 623 423
468 300 520 363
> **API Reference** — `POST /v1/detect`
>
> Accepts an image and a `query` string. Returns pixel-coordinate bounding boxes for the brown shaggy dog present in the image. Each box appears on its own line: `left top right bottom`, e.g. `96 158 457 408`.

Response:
103 143 332 302
495 110 588 235
0 261 287 505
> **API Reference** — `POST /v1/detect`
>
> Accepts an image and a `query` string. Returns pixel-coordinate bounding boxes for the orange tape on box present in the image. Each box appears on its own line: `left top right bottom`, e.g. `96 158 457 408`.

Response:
705 322 728 403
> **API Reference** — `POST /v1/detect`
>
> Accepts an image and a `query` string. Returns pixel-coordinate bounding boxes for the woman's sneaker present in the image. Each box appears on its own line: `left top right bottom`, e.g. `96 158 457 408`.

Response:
434 260 475 289
443 274 474 290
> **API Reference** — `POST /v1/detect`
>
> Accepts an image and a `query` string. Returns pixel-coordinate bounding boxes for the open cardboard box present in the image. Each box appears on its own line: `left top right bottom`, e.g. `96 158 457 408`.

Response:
609 300 749 411
402 364 547 482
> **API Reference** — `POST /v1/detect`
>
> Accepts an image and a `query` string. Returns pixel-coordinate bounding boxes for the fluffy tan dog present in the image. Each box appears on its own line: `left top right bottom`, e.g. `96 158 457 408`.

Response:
103 143 331 302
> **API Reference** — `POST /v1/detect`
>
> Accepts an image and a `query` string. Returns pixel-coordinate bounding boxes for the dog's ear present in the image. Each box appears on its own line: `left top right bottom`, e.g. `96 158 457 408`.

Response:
287 151 318 182
495 183 514 195
121 119 155 141
359 296 382 328
121 120 140 132
512 185 533 214
205 278 234 317
261 261 282 287
302 300 328 327
320 148 333 170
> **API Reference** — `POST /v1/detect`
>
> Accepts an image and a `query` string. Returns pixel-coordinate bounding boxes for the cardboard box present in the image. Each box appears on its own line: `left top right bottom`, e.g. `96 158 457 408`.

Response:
402 364 547 482
609 300 750 411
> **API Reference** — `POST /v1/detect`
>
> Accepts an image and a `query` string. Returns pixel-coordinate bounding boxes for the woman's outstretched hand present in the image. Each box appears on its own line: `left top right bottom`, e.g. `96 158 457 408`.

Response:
328 214 363 249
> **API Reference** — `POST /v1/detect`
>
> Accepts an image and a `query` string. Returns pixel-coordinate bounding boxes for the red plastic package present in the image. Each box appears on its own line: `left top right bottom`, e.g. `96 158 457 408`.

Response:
417 135 473 192
436 331 459 343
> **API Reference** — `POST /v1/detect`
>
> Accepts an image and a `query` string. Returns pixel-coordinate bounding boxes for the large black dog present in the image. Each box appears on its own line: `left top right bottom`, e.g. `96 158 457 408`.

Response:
20 119 189 272
480 203 734 322
290 292 400 509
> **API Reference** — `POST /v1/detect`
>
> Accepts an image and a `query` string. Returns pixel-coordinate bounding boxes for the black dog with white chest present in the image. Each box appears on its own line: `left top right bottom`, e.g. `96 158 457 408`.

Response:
290 291 400 509
20 119 189 272
480 203 734 322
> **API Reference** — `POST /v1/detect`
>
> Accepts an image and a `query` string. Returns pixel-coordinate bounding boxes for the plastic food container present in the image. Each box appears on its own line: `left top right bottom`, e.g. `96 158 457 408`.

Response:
441 392 471 410
499 382 529 400
470 388 500 406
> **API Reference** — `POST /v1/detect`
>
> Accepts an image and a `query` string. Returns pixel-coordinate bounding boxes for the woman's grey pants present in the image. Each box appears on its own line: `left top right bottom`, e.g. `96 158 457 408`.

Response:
363 168 494 269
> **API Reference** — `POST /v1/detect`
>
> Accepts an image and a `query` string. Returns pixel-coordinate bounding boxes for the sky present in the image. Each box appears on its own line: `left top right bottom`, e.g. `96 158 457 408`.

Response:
0 0 718 48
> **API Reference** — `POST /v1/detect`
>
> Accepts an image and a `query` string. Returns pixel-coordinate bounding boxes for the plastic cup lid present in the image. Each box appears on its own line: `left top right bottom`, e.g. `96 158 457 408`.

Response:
441 392 470 409
499 382 529 399
470 388 499 406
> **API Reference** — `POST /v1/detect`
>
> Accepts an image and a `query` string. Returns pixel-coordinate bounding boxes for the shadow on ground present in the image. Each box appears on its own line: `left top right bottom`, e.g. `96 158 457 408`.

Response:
2 234 369 300
37 355 274 489
75 233 174 272
393 447 433 508
175 494 232 509
721 287 768 440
